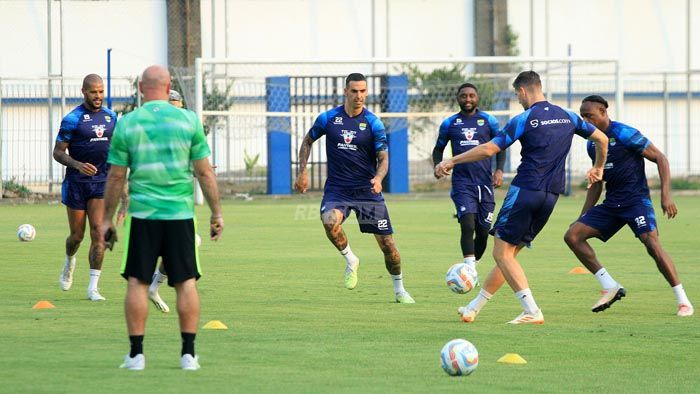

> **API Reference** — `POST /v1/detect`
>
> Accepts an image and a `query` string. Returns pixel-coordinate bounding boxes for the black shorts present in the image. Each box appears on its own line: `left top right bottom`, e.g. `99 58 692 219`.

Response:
120 216 200 286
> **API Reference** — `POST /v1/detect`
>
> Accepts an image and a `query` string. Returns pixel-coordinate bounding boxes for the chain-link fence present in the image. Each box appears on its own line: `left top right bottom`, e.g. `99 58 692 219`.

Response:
2 62 699 195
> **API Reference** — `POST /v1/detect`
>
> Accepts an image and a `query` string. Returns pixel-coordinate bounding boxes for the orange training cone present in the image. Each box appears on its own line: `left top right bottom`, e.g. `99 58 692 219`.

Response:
32 300 55 309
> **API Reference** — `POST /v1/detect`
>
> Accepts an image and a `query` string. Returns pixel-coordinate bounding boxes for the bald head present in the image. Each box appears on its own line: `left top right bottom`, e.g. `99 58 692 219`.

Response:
139 65 171 102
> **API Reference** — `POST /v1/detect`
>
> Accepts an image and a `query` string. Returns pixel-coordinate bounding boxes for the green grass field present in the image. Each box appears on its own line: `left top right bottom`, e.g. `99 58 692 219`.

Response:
1 194 699 393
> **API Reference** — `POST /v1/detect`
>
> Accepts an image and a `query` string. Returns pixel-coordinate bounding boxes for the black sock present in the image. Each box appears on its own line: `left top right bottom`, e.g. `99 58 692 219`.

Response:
129 335 144 358
181 332 196 356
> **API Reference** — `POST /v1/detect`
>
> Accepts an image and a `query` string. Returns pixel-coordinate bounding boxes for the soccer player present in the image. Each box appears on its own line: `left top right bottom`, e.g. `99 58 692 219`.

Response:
293 73 415 304
146 89 187 313
436 71 609 324
100 65 224 370
564 95 694 317
54 74 118 301
432 82 505 276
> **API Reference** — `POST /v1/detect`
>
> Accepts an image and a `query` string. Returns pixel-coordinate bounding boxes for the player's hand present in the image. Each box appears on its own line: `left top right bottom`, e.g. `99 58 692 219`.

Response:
492 169 504 188
585 167 604 188
435 160 453 178
661 196 677 219
210 215 224 241
370 177 383 194
77 162 98 176
294 171 309 193
99 220 118 251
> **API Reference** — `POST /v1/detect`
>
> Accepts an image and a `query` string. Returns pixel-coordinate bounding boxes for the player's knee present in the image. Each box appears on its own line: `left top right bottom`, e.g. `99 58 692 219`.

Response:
563 227 583 248
69 232 85 243
459 215 476 233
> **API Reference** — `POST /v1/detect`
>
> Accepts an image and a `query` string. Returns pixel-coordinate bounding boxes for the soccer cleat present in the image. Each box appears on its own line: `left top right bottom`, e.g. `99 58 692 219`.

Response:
395 291 415 304
119 354 145 370
59 256 76 291
87 288 106 301
457 306 479 323
507 309 545 325
592 285 626 312
148 290 170 313
344 268 358 290
677 304 694 317
181 354 200 371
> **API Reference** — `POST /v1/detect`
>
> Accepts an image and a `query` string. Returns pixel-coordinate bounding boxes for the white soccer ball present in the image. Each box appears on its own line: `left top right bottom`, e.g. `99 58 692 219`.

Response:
17 224 36 242
195 233 202 247
445 263 477 294
440 338 479 376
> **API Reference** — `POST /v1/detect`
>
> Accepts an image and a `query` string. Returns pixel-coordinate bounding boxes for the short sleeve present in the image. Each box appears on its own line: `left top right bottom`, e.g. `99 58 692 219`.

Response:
107 118 130 166
614 125 650 154
189 114 211 161
565 110 596 138
370 116 388 152
308 112 329 141
56 113 78 143
435 118 450 149
491 111 530 150
486 113 501 138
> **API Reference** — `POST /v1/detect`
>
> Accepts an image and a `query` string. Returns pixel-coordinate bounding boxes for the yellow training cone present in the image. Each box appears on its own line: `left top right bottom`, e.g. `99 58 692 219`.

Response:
568 267 589 274
203 320 228 330
32 300 55 309
497 353 527 364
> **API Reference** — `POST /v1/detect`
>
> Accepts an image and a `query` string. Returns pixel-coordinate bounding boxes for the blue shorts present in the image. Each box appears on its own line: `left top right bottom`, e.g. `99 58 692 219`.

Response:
489 185 559 246
61 180 105 210
320 188 393 235
451 185 495 229
577 199 657 241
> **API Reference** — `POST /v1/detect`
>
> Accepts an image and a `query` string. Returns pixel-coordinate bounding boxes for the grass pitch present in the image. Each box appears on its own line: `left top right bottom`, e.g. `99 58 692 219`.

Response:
1 194 698 393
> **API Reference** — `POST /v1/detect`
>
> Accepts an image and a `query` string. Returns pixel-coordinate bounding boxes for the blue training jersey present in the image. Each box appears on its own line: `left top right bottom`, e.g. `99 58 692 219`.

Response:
492 101 596 194
435 110 500 187
56 104 117 183
309 105 387 190
587 120 651 207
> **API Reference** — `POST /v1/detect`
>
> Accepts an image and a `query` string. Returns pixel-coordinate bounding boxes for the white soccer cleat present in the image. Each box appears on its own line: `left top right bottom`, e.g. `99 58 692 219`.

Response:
87 288 106 301
507 309 545 325
395 291 416 304
677 304 694 317
457 306 479 323
148 290 170 313
592 285 626 312
119 354 145 370
59 256 76 291
343 257 360 290
181 354 200 371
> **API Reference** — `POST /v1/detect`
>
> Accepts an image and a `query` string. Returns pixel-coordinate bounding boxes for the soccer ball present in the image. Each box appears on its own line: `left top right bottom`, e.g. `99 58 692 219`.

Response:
17 224 36 242
440 339 479 376
445 263 477 294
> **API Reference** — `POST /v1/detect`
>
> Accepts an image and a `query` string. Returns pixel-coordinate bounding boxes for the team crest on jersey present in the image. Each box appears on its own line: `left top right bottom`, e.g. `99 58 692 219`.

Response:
341 130 356 144
92 124 106 137
609 138 616 146
333 116 343 125
359 122 367 131
477 119 485 126
105 115 112 123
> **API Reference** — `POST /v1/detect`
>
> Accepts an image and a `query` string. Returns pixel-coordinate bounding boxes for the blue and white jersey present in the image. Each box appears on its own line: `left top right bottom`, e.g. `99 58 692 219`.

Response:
56 104 117 183
309 105 387 190
435 110 500 186
492 101 595 194
587 121 651 207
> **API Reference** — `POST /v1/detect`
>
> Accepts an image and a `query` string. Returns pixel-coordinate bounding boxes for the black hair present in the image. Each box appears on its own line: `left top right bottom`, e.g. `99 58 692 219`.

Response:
581 95 609 108
512 71 541 90
345 73 367 87
457 82 478 94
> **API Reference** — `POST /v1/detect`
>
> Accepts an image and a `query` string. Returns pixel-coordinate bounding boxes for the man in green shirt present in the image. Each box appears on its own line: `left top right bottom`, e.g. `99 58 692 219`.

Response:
100 65 223 371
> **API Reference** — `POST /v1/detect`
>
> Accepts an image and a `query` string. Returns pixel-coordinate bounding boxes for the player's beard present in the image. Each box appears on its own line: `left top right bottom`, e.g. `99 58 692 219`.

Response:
86 98 102 110
459 102 476 114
